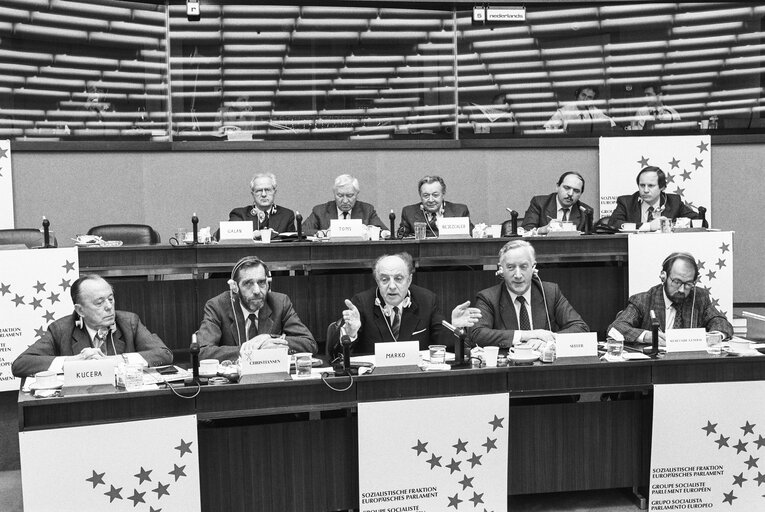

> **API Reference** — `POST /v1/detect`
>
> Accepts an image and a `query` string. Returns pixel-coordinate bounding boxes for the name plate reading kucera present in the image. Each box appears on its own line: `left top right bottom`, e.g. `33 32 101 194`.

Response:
374 341 419 367
665 328 707 353
63 359 115 387
436 217 471 239
239 346 290 375
219 221 254 242
555 332 598 358
329 218 365 241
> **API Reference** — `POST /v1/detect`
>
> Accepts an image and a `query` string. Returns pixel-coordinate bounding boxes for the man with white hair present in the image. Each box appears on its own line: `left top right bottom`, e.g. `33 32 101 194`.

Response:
228 172 296 237
302 174 390 237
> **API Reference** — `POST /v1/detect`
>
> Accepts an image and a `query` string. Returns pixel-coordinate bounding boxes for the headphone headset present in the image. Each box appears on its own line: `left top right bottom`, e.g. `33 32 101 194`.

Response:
659 252 698 329
374 289 412 341
228 256 272 346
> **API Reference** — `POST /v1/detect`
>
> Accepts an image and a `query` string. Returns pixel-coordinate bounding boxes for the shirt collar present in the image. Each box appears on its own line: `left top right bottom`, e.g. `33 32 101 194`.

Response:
239 301 260 320
337 206 351 219
505 284 532 306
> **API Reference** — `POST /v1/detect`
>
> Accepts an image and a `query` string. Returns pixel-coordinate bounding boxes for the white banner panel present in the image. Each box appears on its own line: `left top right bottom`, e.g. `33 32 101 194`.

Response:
0 140 12 228
650 382 765 511
0 248 78 390
627 231 733 322
20 415 200 512
599 135 712 222
359 393 509 512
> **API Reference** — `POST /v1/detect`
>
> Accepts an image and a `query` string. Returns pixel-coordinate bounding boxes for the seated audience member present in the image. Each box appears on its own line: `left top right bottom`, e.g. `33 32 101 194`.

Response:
630 84 680 131
398 175 472 238
12 275 172 378
609 166 697 231
521 171 594 234
333 252 481 355
470 240 589 349
228 172 296 236
302 174 390 238
543 86 616 133
196 256 316 361
608 252 732 345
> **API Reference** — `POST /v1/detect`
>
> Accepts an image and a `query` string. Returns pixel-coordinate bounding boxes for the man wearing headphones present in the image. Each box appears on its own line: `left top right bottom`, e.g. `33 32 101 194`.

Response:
608 252 732 345
227 172 296 237
543 86 616 133
335 252 482 355
521 171 594 234
196 256 316 361
609 166 697 231
397 175 472 238
12 274 172 378
470 240 589 350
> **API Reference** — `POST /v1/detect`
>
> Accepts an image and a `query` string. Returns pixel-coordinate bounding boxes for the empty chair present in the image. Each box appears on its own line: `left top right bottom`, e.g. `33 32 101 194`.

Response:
0 228 57 248
87 224 160 245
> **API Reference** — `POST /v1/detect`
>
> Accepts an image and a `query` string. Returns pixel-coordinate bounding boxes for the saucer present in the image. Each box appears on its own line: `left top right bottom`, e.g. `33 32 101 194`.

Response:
419 350 456 362
508 350 540 363
29 380 63 391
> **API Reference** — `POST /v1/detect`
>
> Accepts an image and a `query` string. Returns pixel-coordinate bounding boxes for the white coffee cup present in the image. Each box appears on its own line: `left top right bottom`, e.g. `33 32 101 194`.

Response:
729 339 752 353
622 223 637 231
691 219 703 228
260 229 272 243
484 346 499 367
199 359 218 377
367 225 381 241
34 370 58 389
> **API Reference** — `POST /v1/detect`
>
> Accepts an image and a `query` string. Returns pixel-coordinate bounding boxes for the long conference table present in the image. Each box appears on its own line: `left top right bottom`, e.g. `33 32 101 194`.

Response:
18 352 765 511
75 235 629 353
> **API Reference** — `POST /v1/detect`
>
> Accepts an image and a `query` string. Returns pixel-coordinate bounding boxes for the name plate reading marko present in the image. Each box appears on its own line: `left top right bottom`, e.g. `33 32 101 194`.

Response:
329 219 364 241
555 332 598 358
239 347 289 375
437 217 470 239
219 221 253 242
374 341 419 367
665 328 707 353
63 359 115 387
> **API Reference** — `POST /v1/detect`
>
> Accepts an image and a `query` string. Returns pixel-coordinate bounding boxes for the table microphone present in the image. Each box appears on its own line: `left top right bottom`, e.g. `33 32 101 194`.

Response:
42 216 51 248
295 211 303 241
580 206 593 235
502 208 520 238
442 320 467 368
192 212 199 245
340 332 354 376
643 310 660 356
187 333 202 386
697 206 708 228
389 210 395 239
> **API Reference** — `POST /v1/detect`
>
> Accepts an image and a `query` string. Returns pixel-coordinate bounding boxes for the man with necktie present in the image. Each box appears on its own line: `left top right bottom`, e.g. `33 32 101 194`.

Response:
196 256 316 361
630 84 681 131
608 252 732 346
521 171 595 234
543 86 616 133
227 172 296 237
397 175 472 238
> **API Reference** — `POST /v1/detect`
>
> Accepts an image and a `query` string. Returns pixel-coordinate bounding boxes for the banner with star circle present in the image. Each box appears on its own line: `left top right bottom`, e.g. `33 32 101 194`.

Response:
358 393 509 512
0 140 12 228
599 135 712 223
649 382 765 511
19 414 200 512
627 231 733 323
0 247 78 391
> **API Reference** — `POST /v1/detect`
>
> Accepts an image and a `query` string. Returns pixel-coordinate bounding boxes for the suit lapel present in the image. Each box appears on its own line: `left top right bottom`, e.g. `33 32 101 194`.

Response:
544 195 558 223
631 195 642 223
111 327 126 356
651 286 668 330
398 300 419 340
530 286 549 330
228 302 246 345
372 305 394 341
71 328 92 355
258 302 274 336
499 286 518 330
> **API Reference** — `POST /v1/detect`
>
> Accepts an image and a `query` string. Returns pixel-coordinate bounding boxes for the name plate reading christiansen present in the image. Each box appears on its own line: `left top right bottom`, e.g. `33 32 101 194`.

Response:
555 332 598 358
374 341 419 367
436 217 470 239
239 346 289 375
63 359 115 387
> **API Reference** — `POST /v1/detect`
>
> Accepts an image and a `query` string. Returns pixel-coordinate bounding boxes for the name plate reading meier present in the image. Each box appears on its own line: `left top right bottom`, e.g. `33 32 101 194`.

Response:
239 347 289 375
665 328 707 353
219 221 253 241
374 341 419 367
555 332 598 358
63 359 115 387
436 217 470 239
329 219 364 240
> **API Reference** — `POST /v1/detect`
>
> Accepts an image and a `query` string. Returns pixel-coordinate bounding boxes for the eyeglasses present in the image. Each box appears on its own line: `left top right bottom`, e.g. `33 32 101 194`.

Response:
668 276 696 289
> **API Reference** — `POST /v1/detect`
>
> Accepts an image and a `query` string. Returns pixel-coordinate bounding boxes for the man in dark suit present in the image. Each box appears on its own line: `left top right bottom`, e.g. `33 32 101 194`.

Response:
470 240 588 349
608 252 732 345
609 166 697 231
397 175 472 238
521 171 593 233
333 252 481 355
12 275 172 378
302 174 390 237
196 256 316 361
228 172 296 236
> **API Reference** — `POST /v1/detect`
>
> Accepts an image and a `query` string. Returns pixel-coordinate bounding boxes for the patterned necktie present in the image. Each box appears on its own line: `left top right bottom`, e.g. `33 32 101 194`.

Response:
647 206 655 222
517 296 531 330
672 304 685 329
94 329 108 354
561 208 570 222
389 307 400 340
247 313 258 341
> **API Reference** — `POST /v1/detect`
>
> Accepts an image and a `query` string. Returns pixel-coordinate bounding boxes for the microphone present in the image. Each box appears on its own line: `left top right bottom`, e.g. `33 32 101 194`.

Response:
697 206 708 229
502 208 520 238
295 211 303 241
644 310 660 356
192 212 199 245
389 210 395 239
579 205 593 235
442 320 467 367
41 216 51 248
532 271 552 331
187 333 202 385
340 331 353 376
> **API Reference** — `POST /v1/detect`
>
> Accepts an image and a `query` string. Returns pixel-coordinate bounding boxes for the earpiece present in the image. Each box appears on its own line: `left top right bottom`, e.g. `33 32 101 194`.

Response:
75 315 83 329
227 279 239 295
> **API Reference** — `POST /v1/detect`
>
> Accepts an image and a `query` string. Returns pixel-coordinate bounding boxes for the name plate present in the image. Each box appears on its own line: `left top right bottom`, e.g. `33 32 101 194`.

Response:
665 328 707 353
555 332 598 358
219 221 253 241
63 359 115 387
329 219 364 240
437 217 470 238
374 341 419 367
239 346 289 375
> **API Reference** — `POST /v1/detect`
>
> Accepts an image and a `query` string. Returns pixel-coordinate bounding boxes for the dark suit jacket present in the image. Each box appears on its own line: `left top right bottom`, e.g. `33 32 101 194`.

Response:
228 204 296 233
11 311 172 378
398 201 472 238
521 193 593 232
197 290 317 361
333 284 452 356
608 283 733 342
609 192 697 230
470 281 589 348
302 200 388 236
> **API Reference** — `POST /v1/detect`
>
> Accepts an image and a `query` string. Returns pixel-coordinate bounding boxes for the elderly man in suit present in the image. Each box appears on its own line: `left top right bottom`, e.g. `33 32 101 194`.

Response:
521 171 594 234
397 175 472 238
12 274 172 378
228 172 296 236
470 240 588 350
302 174 390 238
196 256 316 361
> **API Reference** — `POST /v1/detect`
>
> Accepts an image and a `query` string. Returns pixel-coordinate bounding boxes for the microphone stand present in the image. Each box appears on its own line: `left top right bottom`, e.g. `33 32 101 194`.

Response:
42 216 51 248
643 311 660 357
295 211 303 241
502 209 520 238
697 206 708 229
339 333 359 376
191 213 199 245
583 208 593 235
388 210 395 240
186 333 206 385
443 320 469 368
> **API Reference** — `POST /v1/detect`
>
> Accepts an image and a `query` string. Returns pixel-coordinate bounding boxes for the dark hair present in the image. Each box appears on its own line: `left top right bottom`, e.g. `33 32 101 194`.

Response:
70 274 111 305
643 83 663 95
636 166 666 189
557 171 585 193
231 256 271 283
417 175 446 195
575 86 599 99
373 252 415 278
662 252 700 281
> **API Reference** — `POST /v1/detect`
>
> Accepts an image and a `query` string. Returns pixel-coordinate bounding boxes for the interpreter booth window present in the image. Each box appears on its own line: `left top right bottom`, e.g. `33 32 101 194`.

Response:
0 0 169 141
